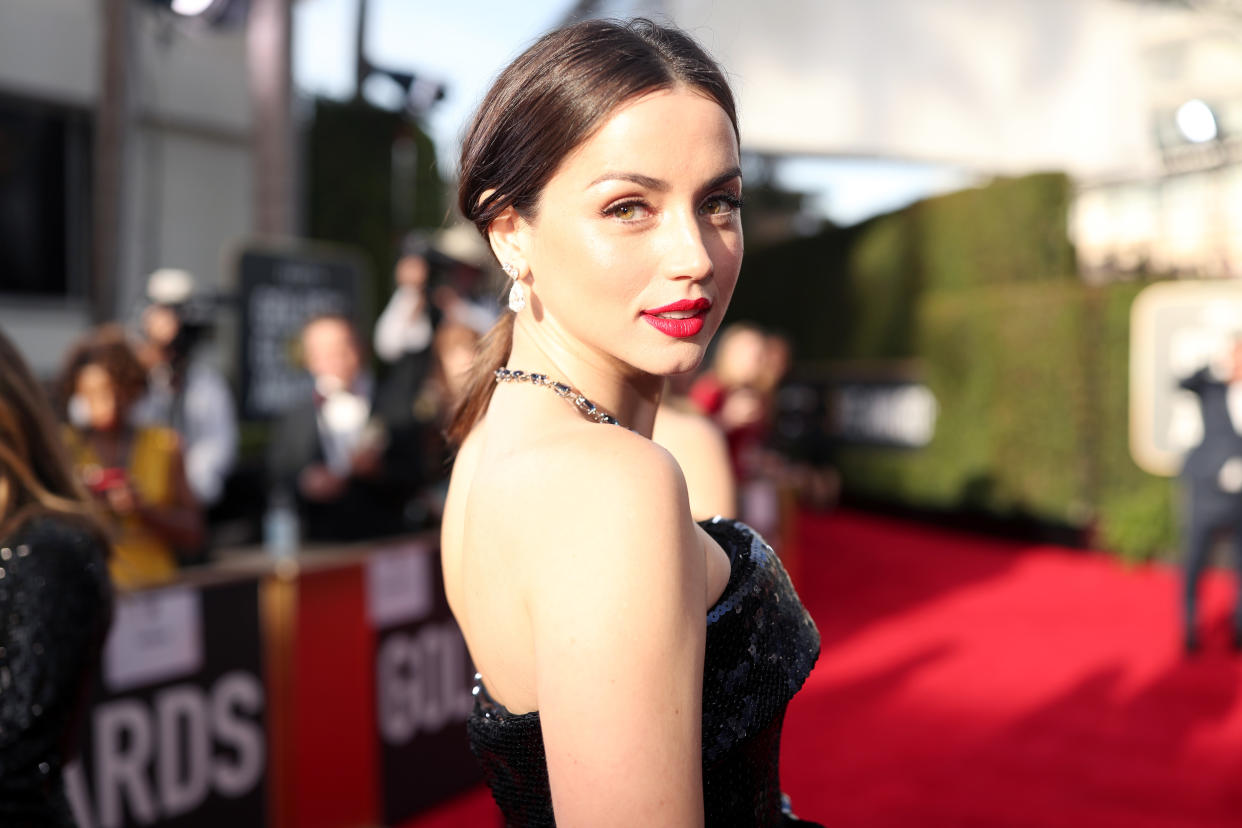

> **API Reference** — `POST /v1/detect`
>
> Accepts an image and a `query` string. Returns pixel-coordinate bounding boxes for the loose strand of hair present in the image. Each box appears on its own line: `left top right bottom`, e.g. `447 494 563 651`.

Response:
445 312 516 447
0 443 110 544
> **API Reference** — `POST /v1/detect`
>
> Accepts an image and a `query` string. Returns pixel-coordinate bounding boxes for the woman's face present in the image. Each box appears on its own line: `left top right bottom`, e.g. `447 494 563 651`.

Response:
74 363 123 431
520 86 743 377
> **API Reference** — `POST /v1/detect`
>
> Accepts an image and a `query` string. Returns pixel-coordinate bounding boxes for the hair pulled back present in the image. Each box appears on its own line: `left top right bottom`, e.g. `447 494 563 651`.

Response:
447 18 738 445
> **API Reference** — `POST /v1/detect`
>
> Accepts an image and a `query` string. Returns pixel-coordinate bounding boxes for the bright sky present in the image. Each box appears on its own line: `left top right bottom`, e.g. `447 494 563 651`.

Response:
293 0 577 171
291 0 970 227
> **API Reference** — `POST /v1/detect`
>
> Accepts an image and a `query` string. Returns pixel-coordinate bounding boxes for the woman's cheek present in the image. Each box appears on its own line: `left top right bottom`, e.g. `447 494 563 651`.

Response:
92 401 117 430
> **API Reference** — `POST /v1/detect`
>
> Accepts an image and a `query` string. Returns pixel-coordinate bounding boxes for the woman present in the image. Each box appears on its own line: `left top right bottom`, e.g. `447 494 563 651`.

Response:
58 325 203 588
440 19 821 826
0 329 113 827
653 390 738 522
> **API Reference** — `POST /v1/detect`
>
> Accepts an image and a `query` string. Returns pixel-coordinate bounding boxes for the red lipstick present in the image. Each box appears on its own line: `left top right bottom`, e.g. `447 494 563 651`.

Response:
641 298 712 338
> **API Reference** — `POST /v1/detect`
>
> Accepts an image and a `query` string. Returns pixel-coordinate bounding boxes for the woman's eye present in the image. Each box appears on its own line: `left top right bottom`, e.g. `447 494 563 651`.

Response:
605 201 649 221
701 193 744 216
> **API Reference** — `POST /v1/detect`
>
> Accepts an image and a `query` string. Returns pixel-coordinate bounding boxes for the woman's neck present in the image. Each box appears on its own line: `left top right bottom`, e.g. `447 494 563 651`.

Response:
505 322 663 437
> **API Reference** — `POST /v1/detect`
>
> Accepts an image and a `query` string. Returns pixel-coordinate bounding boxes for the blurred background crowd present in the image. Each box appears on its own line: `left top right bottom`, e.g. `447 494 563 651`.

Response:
29 229 839 588
35 239 834 590
9 1 1242 827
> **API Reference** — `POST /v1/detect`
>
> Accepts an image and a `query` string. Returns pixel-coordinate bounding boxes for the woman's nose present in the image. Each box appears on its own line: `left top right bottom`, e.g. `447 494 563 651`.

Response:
663 209 714 281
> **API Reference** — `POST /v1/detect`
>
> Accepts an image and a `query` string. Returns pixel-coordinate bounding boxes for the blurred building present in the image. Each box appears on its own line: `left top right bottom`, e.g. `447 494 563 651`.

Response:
0 0 259 374
1072 11 1242 281
575 0 1242 281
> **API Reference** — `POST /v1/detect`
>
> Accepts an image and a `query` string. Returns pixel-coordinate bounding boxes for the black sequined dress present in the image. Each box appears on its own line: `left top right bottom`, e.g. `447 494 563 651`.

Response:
0 517 113 828
467 516 822 827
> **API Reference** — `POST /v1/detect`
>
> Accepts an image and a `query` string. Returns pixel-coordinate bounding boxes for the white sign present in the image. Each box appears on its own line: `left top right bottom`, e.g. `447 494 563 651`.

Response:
102 588 203 693
832 383 938 447
1130 281 1242 476
366 541 434 629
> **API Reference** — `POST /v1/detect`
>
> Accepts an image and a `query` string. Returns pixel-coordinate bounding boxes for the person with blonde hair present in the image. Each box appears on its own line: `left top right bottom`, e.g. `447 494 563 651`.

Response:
441 18 821 826
0 328 113 827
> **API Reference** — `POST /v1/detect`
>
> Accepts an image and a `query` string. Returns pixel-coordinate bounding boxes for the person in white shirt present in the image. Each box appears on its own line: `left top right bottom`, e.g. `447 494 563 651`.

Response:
133 269 238 509
374 236 435 365
268 314 426 542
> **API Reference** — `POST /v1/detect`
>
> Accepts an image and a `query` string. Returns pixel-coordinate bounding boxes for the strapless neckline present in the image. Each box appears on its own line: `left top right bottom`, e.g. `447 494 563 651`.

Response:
473 515 749 720
464 515 823 826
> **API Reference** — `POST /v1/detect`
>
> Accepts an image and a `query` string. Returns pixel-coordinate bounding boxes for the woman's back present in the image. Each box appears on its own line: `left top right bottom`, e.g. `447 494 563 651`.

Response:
444 401 821 827
441 384 826 828
443 389 741 825
441 411 546 713
442 394 733 715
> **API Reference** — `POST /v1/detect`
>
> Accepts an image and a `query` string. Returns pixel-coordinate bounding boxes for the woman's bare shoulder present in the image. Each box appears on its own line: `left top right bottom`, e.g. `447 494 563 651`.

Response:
515 426 708 824
516 425 705 658
518 424 691 531
454 422 693 562
481 425 695 617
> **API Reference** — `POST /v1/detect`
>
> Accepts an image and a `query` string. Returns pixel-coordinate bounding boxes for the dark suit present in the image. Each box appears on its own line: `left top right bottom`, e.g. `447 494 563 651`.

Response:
266 382 428 543
1178 367 1242 639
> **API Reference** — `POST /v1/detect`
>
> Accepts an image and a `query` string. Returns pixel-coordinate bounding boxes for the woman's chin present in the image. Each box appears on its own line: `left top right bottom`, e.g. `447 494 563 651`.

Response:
638 349 707 378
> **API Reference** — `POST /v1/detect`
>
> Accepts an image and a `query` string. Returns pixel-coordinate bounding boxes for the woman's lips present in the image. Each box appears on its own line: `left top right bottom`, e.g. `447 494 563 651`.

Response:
641 298 711 338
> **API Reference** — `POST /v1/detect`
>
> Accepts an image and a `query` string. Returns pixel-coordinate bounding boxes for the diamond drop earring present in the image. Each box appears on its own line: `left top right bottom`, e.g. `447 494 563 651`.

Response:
503 262 526 313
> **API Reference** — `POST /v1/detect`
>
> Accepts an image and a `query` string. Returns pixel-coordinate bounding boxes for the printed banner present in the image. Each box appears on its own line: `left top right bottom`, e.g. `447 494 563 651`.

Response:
66 578 267 828
368 540 480 823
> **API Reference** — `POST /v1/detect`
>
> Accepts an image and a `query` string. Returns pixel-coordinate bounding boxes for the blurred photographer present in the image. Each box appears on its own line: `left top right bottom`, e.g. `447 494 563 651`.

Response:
132 268 238 509
58 325 204 588
1178 333 1242 653
267 314 427 542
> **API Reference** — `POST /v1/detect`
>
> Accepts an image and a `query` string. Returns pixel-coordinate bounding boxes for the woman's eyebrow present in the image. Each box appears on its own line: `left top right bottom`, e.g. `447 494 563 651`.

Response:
587 166 743 192
588 171 668 190
702 167 743 192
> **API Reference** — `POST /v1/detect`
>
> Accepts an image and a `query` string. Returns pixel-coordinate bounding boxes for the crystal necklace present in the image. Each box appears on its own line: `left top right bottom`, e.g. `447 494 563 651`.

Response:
494 367 623 427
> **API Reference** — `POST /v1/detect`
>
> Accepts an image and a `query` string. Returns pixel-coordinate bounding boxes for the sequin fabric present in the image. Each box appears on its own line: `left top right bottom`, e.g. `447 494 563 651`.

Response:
0 517 113 828
466 517 822 827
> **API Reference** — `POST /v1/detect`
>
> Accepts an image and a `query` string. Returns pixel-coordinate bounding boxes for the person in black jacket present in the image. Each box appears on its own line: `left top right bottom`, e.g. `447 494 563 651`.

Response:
0 328 112 827
267 314 427 543
1179 337 1242 653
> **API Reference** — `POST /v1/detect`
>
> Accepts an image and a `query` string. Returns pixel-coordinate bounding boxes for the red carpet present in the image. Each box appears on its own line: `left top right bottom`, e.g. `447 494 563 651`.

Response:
409 510 1242 827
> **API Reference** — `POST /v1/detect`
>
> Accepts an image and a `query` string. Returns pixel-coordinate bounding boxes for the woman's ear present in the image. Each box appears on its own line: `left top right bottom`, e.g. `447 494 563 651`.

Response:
486 203 532 278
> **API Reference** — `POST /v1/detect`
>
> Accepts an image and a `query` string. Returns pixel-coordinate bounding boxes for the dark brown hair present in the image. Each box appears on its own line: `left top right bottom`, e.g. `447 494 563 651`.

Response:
56 324 149 421
447 18 739 444
0 329 105 542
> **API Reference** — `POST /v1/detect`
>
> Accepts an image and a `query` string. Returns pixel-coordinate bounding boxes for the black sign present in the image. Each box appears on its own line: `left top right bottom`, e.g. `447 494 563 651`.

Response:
237 246 364 420
66 579 267 828
368 542 480 823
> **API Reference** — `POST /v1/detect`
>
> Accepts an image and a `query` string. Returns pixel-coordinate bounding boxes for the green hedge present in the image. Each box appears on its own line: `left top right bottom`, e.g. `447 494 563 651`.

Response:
909 172 1078 290
733 173 1177 560
833 283 1093 526
1090 283 1177 561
